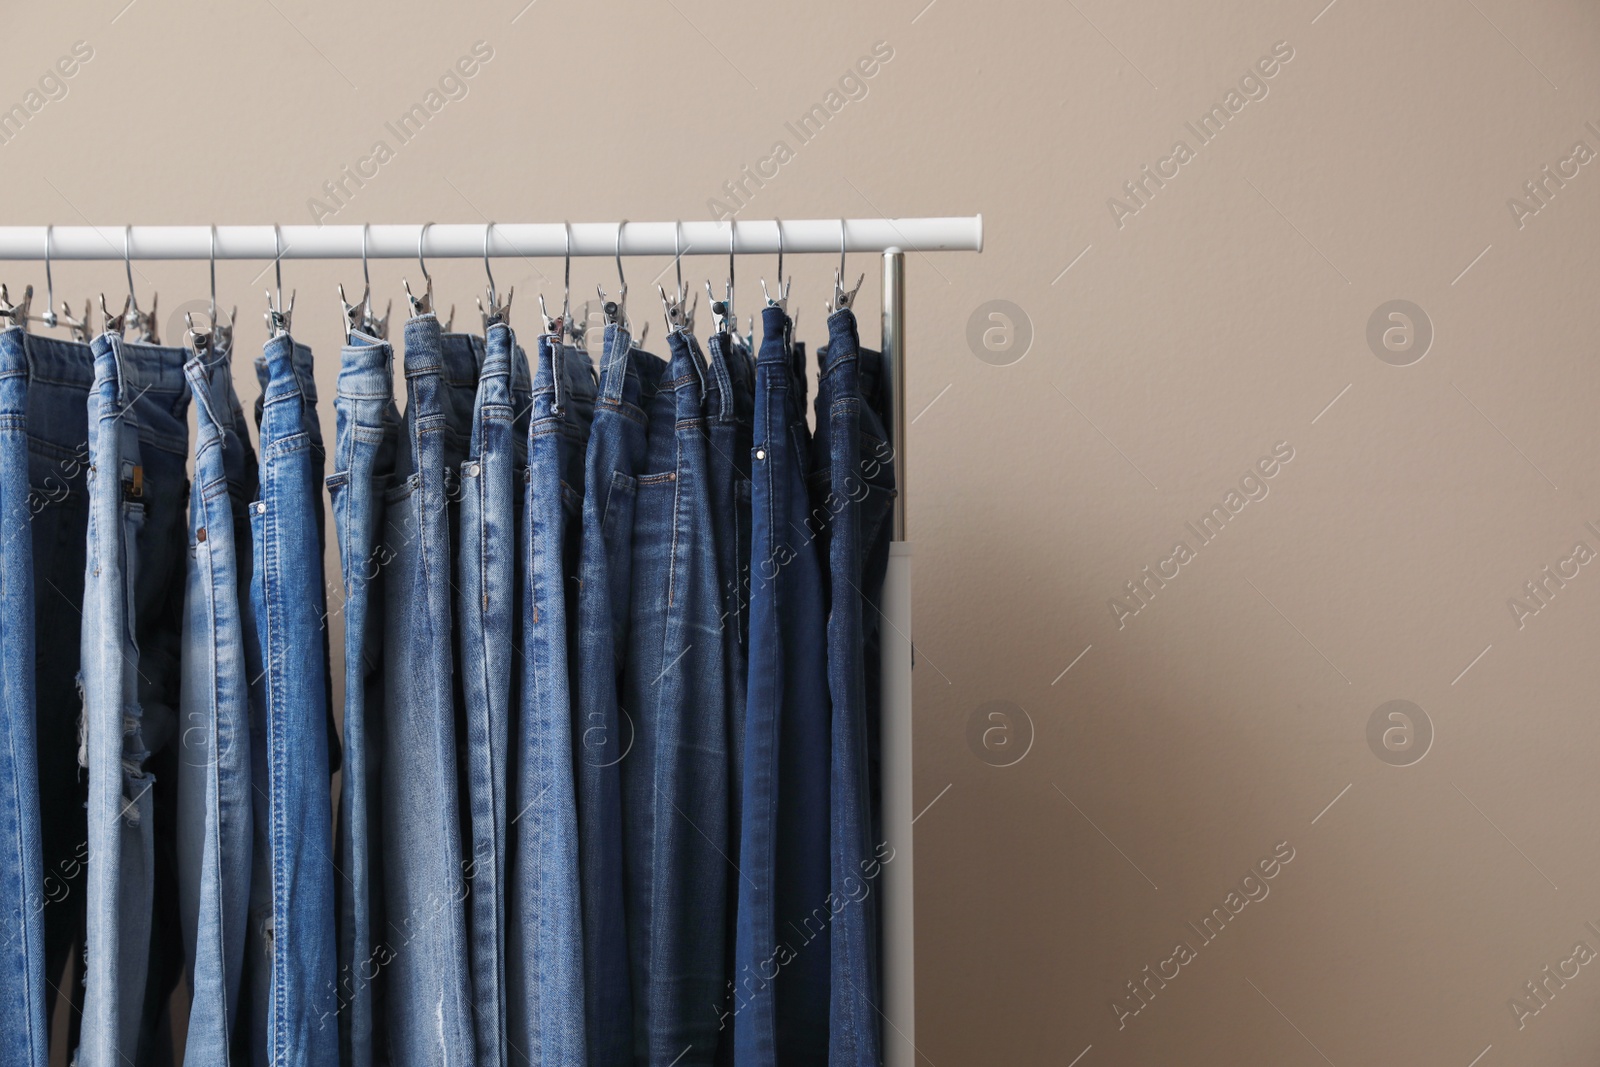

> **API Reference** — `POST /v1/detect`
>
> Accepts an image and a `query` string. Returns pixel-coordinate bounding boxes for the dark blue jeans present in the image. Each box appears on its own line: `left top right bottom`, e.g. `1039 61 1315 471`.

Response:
0 328 47 1067
328 330 400 1067
623 326 730 1067
811 308 898 1067
23 333 94 1058
572 323 665 1066
507 333 593 1065
733 305 831 1067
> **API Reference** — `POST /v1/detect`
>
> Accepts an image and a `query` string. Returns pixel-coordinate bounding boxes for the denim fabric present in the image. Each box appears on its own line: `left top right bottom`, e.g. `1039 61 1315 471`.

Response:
380 314 475 1066
622 326 729 1067
0 328 47 1067
79 332 189 1067
506 333 593 1067
24 333 94 1055
811 309 897 1067
573 323 665 1067
457 321 516 1067
703 328 754 1055
248 334 338 1067
175 343 258 1066
328 330 400 1067
733 306 831 1067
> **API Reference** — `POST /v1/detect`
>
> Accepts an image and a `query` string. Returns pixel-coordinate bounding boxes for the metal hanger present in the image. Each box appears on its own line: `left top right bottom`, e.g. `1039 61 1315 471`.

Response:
477 221 512 331
598 219 628 329
706 219 736 336
406 223 438 323
539 221 573 338
658 219 698 334
207 226 236 356
828 217 864 314
264 223 295 338
337 224 389 341
32 225 91 342
760 217 790 312
100 226 155 341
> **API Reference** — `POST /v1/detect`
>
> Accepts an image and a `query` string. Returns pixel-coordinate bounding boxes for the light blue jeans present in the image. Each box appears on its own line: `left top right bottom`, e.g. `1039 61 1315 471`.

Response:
176 343 258 1064
250 333 339 1066
79 331 189 1066
0 327 48 1067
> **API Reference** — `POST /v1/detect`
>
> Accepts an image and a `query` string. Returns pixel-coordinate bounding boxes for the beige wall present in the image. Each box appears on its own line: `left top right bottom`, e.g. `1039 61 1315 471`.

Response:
10 0 1600 1063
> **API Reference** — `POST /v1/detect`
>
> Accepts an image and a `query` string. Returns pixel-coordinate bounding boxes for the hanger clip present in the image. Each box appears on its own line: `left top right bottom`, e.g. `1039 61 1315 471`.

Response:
184 311 213 359
828 270 865 314
659 285 698 334
264 289 295 339
760 276 790 314
404 277 434 320
100 293 130 337
0 284 33 331
538 293 563 338
706 280 736 336
568 300 590 347
477 287 512 332
339 284 365 344
135 293 160 344
362 298 391 341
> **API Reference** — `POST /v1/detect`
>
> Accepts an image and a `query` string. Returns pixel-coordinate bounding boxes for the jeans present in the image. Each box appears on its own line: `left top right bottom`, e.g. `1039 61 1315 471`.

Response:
811 308 897 1067
176 343 259 1065
381 314 475 1066
0 328 47 1067
25 332 94 1057
572 323 665 1067
702 329 754 1051
457 320 517 1067
250 333 339 1066
328 330 401 1067
507 332 593 1067
622 326 729 1067
80 332 189 1067
734 306 831 1067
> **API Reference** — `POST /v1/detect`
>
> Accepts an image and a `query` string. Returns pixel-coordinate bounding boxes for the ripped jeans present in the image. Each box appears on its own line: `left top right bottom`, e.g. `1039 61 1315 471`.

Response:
78 332 190 1067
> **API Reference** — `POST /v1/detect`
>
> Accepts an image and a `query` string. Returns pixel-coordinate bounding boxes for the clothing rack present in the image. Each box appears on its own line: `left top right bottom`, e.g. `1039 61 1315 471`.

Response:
0 215 985 1067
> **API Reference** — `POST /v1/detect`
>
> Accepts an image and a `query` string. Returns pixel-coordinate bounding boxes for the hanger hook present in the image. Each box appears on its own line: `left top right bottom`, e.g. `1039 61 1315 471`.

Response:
599 219 629 328
123 225 139 316
728 220 736 320
41 224 57 328
762 217 790 311
830 217 864 313
674 219 684 302
563 220 573 327
418 221 433 288
208 224 219 326
483 221 497 308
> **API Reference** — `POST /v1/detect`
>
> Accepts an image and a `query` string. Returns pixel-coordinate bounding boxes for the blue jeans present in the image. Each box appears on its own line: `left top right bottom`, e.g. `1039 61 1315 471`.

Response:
0 328 47 1067
176 343 259 1065
811 308 898 1067
507 332 593 1066
733 306 831 1067
24 333 94 1057
381 314 475 1065
703 329 754 1051
79 333 189 1067
328 330 401 1067
573 323 665 1066
249 333 339 1066
457 320 518 1067
623 326 729 1067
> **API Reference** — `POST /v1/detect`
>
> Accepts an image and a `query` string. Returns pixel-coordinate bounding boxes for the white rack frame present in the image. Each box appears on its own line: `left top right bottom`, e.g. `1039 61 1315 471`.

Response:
0 215 986 1067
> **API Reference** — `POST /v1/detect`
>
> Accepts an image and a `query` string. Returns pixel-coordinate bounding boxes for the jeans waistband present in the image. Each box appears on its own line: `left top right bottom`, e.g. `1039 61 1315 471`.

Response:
338 335 394 401
22 331 94 388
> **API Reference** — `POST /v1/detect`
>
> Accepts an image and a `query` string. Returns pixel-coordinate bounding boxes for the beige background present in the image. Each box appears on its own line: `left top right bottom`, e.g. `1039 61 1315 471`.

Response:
9 0 1600 1063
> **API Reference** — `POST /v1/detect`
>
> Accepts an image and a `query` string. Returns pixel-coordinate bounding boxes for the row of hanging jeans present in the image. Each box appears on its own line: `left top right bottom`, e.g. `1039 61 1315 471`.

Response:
0 291 896 1067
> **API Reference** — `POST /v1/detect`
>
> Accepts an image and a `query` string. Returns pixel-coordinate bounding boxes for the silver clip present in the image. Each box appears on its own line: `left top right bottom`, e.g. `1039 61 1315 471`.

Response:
569 300 590 347
659 284 697 334
538 292 563 337
0 284 33 330
58 298 91 343
706 280 734 336
184 311 212 359
477 222 512 331
100 293 130 337
339 283 365 343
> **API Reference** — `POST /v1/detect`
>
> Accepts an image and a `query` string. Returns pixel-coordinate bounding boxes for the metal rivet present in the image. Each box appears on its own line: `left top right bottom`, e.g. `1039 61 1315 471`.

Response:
196 527 206 543
255 502 266 514
755 448 766 460
468 463 480 476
